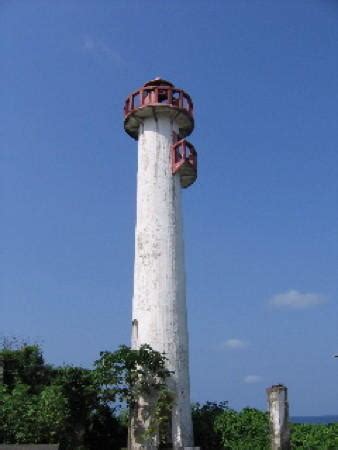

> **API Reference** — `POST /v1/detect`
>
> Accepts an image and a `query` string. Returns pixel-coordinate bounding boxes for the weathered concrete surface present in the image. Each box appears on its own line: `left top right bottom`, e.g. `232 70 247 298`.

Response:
179 447 200 449
267 384 290 450
131 113 193 449
124 447 200 450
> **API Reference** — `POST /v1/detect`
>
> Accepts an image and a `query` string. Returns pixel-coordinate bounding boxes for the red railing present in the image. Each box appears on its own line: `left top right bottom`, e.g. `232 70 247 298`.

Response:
124 85 193 118
172 139 197 174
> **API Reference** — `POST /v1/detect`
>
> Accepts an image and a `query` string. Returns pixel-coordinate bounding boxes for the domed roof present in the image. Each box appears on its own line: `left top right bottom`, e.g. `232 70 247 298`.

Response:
143 77 174 87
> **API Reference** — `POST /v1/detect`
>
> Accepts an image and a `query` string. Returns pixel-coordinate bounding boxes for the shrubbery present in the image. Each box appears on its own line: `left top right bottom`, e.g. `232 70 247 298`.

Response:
291 423 338 449
0 342 174 449
192 401 228 449
192 401 338 450
1 343 337 449
214 407 270 450
0 344 128 449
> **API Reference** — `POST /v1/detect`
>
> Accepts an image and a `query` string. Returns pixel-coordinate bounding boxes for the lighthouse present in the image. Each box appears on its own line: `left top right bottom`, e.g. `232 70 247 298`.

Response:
124 78 198 449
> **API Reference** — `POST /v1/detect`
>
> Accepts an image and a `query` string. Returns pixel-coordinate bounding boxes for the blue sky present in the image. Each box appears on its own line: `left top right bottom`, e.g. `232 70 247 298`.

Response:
1 0 337 415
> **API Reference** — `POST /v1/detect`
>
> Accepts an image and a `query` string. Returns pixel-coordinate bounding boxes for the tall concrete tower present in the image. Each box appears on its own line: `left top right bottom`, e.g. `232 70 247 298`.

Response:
124 78 198 449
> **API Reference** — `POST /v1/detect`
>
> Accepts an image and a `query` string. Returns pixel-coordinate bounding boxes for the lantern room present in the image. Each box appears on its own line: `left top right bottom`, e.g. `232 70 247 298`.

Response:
124 78 198 188
124 77 195 140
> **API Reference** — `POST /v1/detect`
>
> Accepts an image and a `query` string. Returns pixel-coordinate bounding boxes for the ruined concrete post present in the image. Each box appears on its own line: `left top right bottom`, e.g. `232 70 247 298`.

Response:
266 384 290 450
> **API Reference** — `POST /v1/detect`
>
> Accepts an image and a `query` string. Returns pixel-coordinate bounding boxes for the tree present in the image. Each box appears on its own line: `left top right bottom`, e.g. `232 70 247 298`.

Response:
0 343 126 449
192 401 228 450
0 343 53 394
0 343 69 445
291 423 338 449
0 342 172 449
0 383 69 444
53 366 102 449
94 344 173 448
214 407 270 450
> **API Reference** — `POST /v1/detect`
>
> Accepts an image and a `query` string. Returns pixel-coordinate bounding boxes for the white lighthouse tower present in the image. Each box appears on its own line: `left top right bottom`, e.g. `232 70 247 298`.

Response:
124 78 198 449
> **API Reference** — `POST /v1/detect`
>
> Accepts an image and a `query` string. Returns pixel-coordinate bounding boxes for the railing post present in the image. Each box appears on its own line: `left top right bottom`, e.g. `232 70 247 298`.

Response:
179 91 183 109
168 87 173 105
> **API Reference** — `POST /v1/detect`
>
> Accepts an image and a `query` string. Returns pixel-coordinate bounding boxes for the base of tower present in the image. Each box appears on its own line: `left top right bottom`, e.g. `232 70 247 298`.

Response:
122 447 200 450
179 447 201 449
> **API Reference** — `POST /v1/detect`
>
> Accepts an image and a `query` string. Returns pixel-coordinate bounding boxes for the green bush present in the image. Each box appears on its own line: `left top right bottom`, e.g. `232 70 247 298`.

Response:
291 423 338 449
2 343 338 449
0 342 171 449
210 405 338 450
0 383 68 444
0 343 128 449
214 407 270 450
192 401 228 449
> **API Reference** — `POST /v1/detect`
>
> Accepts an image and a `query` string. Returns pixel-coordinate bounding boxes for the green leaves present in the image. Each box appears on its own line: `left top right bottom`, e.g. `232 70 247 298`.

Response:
35 385 69 441
0 383 68 444
214 407 270 450
1 345 53 394
0 343 172 448
291 423 338 449
94 344 173 445
94 344 171 405
1 342 337 450
192 401 229 449
0 343 128 449
201 404 338 450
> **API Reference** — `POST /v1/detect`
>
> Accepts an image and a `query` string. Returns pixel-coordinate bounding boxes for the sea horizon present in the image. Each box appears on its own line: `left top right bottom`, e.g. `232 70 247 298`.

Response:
291 415 338 424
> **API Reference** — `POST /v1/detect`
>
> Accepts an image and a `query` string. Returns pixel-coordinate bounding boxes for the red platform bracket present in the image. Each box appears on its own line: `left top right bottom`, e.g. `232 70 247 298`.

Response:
172 139 197 188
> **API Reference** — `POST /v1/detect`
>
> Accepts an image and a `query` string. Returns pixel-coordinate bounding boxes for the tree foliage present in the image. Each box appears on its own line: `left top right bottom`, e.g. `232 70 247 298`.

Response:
94 344 171 407
0 342 172 449
0 343 127 449
192 401 228 450
0 383 68 444
214 407 270 450
0 344 53 394
94 344 173 446
291 423 338 449
209 404 338 450
1 342 337 449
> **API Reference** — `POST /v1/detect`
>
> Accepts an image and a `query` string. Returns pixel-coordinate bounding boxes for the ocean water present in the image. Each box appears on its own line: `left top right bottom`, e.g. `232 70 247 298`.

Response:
291 416 338 424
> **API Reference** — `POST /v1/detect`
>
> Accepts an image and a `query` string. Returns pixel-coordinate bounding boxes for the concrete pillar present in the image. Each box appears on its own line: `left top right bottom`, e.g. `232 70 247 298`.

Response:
266 384 290 450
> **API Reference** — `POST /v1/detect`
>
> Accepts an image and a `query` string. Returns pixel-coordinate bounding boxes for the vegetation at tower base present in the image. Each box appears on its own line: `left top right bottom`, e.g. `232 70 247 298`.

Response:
192 402 338 450
0 341 174 449
0 342 127 449
192 401 228 449
192 403 270 450
214 407 270 450
290 423 338 448
1 341 337 450
94 344 174 447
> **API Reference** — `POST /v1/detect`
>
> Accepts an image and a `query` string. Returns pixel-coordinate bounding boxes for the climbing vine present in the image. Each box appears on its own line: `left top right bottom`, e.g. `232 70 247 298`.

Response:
94 344 174 446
